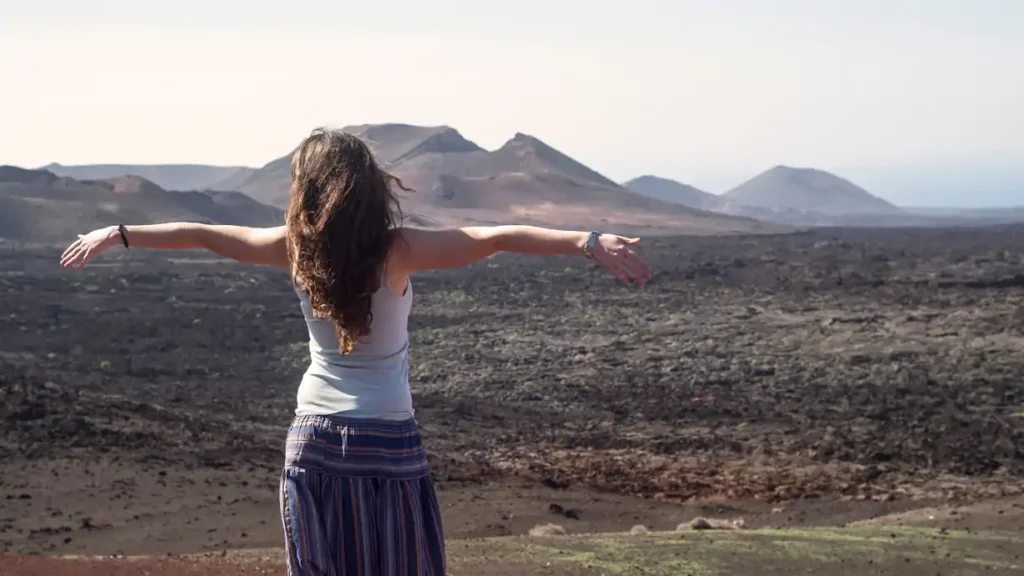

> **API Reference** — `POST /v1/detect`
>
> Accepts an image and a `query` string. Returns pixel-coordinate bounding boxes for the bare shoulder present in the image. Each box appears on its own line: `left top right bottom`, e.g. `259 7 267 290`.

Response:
385 227 417 276
254 225 288 240
386 226 431 261
233 225 289 269
387 226 498 275
389 226 434 245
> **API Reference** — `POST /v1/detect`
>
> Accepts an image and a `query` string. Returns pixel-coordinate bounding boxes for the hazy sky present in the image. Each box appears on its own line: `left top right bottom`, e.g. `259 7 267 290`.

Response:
2 0 1022 196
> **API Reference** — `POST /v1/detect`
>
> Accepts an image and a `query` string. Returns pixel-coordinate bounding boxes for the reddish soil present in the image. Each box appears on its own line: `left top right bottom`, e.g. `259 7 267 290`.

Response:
0 555 280 576
0 225 1022 574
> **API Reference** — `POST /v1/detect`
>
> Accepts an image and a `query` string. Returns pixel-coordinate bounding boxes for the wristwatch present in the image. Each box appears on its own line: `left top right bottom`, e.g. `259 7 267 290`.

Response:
583 231 601 260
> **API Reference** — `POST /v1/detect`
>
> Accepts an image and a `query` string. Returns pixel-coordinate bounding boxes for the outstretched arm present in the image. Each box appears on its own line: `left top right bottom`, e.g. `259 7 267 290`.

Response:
60 223 289 270
389 225 652 286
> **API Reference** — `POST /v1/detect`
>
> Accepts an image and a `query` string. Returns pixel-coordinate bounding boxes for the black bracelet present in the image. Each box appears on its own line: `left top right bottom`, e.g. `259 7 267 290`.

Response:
117 224 130 249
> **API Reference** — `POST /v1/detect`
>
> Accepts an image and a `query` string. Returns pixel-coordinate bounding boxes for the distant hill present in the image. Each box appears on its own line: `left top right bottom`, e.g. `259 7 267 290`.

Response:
623 174 847 225
0 166 283 243
721 166 899 216
237 124 777 234
624 170 1024 228
622 176 726 211
42 163 257 192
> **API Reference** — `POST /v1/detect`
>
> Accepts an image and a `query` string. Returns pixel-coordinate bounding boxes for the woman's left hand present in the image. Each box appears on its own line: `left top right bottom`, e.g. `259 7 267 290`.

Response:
60 226 119 270
590 234 653 286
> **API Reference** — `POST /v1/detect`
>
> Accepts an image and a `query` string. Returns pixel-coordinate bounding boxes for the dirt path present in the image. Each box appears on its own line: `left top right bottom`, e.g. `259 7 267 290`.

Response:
4 498 1022 575
447 526 1024 576
3 522 1021 576
0 455 944 557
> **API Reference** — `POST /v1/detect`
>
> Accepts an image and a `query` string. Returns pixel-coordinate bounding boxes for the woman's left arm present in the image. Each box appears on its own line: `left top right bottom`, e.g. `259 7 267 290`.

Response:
60 223 289 270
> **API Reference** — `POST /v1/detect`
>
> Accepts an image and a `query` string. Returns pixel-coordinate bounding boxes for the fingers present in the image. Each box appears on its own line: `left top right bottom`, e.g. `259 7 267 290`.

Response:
76 248 92 271
619 262 649 285
60 243 89 269
610 264 633 286
60 243 82 267
60 249 80 269
607 246 651 284
595 255 633 286
621 250 652 281
60 248 77 268
61 233 101 270
593 235 650 286
61 239 81 261
602 258 647 287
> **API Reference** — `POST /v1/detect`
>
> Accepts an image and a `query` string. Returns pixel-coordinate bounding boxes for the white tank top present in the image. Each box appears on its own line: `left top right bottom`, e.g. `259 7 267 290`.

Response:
293 276 414 420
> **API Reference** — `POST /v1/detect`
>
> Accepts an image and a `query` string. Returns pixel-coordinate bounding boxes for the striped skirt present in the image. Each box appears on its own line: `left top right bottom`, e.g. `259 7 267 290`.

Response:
279 415 446 576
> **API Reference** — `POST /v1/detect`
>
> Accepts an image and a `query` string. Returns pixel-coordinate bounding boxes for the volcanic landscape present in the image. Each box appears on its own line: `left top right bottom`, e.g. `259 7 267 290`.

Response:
1 224 1022 569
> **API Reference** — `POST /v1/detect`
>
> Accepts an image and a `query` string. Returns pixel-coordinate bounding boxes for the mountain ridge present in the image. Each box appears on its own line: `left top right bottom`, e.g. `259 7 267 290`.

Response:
234 124 774 234
43 163 258 193
0 167 283 243
721 165 900 215
626 170 1024 227
623 176 726 212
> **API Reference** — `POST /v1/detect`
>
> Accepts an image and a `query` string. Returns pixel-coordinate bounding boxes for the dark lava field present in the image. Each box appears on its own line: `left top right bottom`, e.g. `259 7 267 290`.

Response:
1 225 1022 555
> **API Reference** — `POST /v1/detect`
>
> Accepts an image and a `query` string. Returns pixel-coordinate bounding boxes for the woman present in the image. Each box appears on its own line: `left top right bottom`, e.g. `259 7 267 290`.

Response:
60 128 652 576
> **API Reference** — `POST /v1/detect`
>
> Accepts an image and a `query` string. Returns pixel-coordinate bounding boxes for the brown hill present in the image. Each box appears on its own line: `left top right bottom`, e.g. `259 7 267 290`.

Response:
623 176 726 211
234 124 481 208
626 172 1024 228
622 174 841 225
237 124 778 234
358 123 485 163
0 167 283 243
42 163 257 192
722 166 899 216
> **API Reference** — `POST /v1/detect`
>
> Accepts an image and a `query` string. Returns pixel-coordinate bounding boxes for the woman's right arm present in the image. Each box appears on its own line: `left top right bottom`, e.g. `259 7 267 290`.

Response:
60 223 289 270
389 225 652 286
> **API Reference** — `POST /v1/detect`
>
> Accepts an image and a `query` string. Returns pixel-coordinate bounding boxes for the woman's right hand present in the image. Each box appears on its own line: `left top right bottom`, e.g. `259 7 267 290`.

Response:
588 234 652 286
60 226 120 270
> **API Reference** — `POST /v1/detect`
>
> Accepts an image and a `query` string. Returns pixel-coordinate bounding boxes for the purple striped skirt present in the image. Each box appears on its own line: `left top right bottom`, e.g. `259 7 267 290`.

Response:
279 415 446 576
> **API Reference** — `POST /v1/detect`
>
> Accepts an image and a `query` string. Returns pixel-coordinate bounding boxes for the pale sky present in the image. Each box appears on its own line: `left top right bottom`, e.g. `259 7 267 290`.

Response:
1 0 1022 198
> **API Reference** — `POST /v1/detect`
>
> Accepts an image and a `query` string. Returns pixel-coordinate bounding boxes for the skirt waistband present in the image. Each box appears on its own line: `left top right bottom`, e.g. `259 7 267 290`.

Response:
284 414 429 480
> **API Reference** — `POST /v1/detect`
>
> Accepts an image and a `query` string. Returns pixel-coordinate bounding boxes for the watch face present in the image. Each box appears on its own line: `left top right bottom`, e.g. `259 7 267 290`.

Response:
585 233 598 256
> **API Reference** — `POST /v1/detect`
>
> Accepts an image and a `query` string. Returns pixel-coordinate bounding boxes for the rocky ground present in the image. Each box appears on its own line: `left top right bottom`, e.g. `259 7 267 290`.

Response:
0 225 1022 573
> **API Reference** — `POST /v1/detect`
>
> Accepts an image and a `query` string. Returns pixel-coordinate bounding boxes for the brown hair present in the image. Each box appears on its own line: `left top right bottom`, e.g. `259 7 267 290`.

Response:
285 128 410 354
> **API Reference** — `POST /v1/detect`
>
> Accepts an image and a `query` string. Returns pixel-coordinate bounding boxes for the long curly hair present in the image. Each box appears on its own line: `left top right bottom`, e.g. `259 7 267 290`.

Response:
285 128 409 354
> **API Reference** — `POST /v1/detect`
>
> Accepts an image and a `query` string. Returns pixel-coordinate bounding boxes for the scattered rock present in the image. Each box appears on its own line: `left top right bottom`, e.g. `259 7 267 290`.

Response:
548 503 581 520
677 517 746 531
680 517 711 531
540 477 570 490
529 523 567 537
